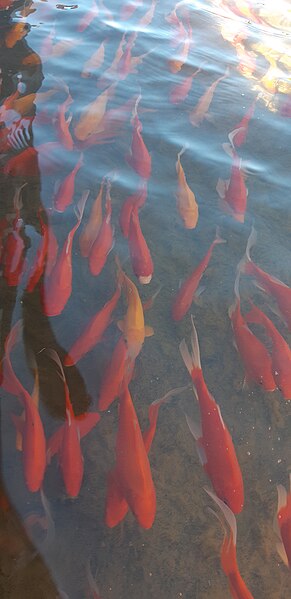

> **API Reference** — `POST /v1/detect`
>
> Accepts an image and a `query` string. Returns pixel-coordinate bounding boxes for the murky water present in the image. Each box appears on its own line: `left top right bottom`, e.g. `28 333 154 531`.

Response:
1 1 291 597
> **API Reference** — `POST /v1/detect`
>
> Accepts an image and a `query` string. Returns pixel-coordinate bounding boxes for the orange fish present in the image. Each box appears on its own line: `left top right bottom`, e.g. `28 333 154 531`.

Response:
189 69 229 126
276 476 291 568
128 207 153 284
26 210 49 293
64 282 121 367
1 321 46 493
98 336 132 411
168 24 192 73
172 232 225 321
241 227 291 332
169 67 201 104
180 317 244 513
81 39 107 78
46 351 100 497
53 153 83 212
79 180 104 257
228 265 276 392
176 146 198 229
55 85 74 150
206 488 254 598
88 180 114 277
113 385 156 529
41 191 88 317
126 96 151 180
73 85 115 142
228 99 256 148
245 302 291 400
116 260 154 360
216 144 248 223
119 181 147 238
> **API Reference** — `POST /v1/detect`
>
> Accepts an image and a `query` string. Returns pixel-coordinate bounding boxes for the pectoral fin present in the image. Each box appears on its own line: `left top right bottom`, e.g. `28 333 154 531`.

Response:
144 325 154 337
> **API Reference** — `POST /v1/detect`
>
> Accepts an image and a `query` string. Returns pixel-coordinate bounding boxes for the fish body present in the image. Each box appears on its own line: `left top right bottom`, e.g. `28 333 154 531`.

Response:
168 26 192 73
88 183 114 277
245 303 291 400
81 40 106 78
172 235 225 321
217 148 247 223
1 322 46 492
180 318 244 513
64 284 121 366
115 386 156 529
228 99 256 148
175 148 198 229
128 207 153 284
189 70 228 126
276 477 291 568
79 181 104 257
56 89 74 150
77 0 99 32
98 337 129 411
126 113 151 180
54 153 83 212
119 181 147 238
73 86 114 142
170 68 201 104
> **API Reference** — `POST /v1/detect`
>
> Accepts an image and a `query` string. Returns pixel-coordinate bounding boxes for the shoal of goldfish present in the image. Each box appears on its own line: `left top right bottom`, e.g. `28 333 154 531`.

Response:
1 0 291 598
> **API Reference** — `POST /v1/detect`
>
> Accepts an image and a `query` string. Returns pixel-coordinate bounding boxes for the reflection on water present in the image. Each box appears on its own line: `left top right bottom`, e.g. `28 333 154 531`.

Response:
0 0 291 597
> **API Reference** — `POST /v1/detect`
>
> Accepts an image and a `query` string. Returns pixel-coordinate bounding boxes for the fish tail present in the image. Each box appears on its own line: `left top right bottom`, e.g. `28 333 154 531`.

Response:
179 315 201 381
245 225 257 263
214 226 226 245
46 349 66 383
205 488 238 575
75 189 90 222
244 301 265 326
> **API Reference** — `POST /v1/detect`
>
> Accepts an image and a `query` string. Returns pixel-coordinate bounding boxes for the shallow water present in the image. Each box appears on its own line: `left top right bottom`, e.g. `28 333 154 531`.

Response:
0 0 291 597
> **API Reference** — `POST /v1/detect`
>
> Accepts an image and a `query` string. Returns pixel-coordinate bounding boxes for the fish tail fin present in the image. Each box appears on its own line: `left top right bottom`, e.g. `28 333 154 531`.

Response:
244 301 265 326
75 189 89 222
13 182 28 211
214 226 227 245
179 316 201 381
205 487 238 575
245 225 257 263
177 144 188 161
46 349 66 383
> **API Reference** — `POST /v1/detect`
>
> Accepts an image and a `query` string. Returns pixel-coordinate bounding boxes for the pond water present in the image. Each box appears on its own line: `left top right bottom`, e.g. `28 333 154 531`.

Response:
0 1 291 597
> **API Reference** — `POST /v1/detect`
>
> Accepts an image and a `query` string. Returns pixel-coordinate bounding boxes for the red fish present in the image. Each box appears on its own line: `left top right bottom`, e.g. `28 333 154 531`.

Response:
116 33 137 80
228 98 256 148
79 180 104 258
98 336 130 411
2 185 26 287
276 476 291 568
206 488 254 598
41 191 88 317
53 153 83 212
128 207 153 284
46 351 100 497
126 96 151 180
228 266 276 392
242 227 291 332
119 181 147 238
172 231 225 321
88 180 114 277
26 210 49 293
107 385 156 529
64 283 121 366
216 145 248 223
245 302 291 400
169 67 201 104
77 0 99 32
179 317 244 513
189 69 229 126
3 147 39 178
55 85 74 150
1 321 46 493
105 386 187 527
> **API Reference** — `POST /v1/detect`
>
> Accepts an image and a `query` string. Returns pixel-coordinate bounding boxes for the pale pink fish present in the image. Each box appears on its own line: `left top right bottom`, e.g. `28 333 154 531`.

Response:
97 33 126 90
77 0 99 32
138 0 157 27
81 40 107 78
189 69 229 127
120 0 142 20
168 24 192 74
170 67 201 104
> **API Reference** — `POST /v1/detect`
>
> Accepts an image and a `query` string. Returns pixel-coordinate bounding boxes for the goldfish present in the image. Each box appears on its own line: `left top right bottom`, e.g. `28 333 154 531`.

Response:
53 153 83 212
111 385 156 529
172 231 225 321
138 0 157 27
165 7 188 49
216 144 248 223
73 85 115 142
97 34 126 90
50 38 81 60
168 24 192 73
189 69 229 127
128 207 153 284
275 475 291 568
46 351 100 497
228 265 276 391
126 96 151 180
79 181 104 257
75 96 136 148
115 33 137 81
98 336 131 411
26 210 49 293
245 302 291 400
55 86 74 150
77 0 99 32
105 386 187 527
175 146 199 229
116 259 154 360
169 67 201 104
1 321 46 493
241 227 291 332
228 98 257 148
2 185 27 287
64 283 121 367
119 181 147 238
81 39 107 78
41 191 88 317
88 180 114 277
206 488 254 598
179 317 244 513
